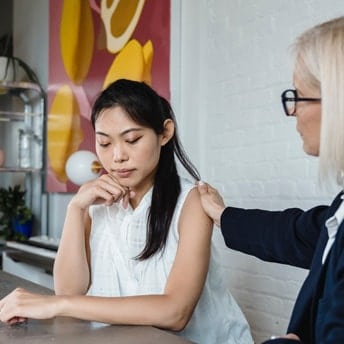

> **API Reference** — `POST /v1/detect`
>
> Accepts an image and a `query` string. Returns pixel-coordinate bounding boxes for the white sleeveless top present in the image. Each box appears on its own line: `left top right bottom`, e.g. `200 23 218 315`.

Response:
88 178 253 344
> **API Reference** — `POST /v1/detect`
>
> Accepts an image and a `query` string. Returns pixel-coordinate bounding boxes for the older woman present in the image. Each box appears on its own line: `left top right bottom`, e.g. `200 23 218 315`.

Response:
198 16 344 343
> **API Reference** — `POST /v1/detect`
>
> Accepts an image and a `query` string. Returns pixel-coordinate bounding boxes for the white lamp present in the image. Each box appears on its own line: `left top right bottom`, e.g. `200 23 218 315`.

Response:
65 150 102 185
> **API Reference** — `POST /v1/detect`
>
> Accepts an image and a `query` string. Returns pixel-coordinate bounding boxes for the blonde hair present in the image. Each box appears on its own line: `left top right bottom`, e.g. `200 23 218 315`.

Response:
292 16 344 187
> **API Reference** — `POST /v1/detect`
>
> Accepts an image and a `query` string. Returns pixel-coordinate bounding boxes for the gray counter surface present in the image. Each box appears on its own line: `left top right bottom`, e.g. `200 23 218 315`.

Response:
0 271 193 344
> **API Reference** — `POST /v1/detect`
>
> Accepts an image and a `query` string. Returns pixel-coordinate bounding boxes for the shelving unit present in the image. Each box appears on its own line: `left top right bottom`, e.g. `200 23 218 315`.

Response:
0 81 45 236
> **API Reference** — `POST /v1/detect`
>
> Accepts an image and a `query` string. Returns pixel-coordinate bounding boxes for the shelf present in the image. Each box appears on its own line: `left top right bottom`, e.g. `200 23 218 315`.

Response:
0 81 45 239
0 166 41 173
0 110 41 121
0 81 43 96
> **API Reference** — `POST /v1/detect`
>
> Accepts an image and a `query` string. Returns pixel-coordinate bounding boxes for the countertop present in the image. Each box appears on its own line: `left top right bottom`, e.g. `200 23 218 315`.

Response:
0 270 193 344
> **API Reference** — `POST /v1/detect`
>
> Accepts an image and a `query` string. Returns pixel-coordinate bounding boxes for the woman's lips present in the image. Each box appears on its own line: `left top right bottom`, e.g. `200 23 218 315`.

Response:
114 169 134 178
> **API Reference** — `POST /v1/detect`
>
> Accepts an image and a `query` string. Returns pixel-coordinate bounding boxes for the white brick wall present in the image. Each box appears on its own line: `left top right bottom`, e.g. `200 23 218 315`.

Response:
173 0 344 342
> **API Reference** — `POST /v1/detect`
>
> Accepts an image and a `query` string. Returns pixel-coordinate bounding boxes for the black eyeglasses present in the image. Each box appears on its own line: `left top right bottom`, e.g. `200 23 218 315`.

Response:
281 89 321 116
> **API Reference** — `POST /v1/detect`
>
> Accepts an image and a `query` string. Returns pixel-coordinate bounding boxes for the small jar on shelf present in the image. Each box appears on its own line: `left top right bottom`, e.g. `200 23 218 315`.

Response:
18 129 32 168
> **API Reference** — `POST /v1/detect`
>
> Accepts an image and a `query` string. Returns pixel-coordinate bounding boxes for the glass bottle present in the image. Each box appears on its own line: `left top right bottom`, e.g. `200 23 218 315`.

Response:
18 129 32 168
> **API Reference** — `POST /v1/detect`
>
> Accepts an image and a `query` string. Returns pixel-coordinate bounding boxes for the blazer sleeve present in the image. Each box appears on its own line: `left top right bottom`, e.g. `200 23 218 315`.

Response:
262 339 300 344
320 239 344 342
220 205 329 269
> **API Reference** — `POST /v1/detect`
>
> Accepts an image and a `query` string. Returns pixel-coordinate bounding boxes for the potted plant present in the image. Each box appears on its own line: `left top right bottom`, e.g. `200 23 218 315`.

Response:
0 184 33 241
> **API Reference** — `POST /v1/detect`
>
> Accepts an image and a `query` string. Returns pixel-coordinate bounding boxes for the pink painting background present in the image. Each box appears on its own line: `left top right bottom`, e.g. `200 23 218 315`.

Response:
47 0 170 192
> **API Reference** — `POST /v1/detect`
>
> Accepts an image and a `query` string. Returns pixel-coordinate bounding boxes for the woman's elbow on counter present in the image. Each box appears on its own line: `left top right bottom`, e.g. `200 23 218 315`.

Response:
159 305 193 332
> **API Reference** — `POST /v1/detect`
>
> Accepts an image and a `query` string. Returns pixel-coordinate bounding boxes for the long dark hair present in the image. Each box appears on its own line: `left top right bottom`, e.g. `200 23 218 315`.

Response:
91 79 200 260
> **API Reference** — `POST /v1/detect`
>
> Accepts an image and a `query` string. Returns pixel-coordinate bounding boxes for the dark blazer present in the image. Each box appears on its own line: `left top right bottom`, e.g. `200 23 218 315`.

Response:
221 192 344 344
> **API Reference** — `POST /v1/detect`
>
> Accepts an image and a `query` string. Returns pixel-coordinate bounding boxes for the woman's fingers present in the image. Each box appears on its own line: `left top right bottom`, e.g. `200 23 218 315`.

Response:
0 288 57 324
98 175 131 206
101 174 128 196
0 288 26 324
196 180 225 227
8 316 27 325
73 173 133 208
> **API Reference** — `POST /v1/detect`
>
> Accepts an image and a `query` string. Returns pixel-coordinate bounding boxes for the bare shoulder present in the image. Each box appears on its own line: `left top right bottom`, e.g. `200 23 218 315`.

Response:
183 186 207 209
179 187 213 234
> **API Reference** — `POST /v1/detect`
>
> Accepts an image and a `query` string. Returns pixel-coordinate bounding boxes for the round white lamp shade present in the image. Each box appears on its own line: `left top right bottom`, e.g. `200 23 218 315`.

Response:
65 150 102 185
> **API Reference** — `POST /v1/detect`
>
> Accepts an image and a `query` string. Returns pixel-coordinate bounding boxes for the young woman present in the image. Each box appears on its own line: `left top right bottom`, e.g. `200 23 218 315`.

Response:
197 16 344 343
0 79 253 344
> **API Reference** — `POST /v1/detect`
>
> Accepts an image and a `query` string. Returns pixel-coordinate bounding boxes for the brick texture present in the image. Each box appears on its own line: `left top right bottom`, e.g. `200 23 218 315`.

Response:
174 0 343 342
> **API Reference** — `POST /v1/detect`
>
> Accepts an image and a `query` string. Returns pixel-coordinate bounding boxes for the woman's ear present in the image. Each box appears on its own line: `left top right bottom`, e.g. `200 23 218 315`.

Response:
161 119 175 146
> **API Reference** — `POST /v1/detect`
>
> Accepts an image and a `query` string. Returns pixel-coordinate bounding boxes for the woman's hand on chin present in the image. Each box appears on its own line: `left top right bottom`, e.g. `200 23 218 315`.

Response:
70 173 135 210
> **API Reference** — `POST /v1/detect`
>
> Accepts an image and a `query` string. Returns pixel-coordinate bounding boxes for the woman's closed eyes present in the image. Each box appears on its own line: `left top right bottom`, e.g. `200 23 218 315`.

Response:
96 136 142 148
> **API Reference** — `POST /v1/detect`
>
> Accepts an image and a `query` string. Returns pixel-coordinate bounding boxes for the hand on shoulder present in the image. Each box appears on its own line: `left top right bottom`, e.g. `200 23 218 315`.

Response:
196 181 226 227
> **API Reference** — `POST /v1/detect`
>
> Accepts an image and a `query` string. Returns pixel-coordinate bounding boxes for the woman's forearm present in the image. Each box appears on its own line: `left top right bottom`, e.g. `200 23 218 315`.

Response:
56 293 194 331
53 203 90 295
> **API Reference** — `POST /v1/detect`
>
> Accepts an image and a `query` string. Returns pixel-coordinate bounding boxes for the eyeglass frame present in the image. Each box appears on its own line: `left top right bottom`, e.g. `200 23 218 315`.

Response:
281 89 321 116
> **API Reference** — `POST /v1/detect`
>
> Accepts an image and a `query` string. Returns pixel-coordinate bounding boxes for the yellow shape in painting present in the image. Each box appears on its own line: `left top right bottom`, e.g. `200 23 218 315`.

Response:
102 39 153 89
101 0 146 54
48 85 84 183
60 0 94 84
142 40 153 85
